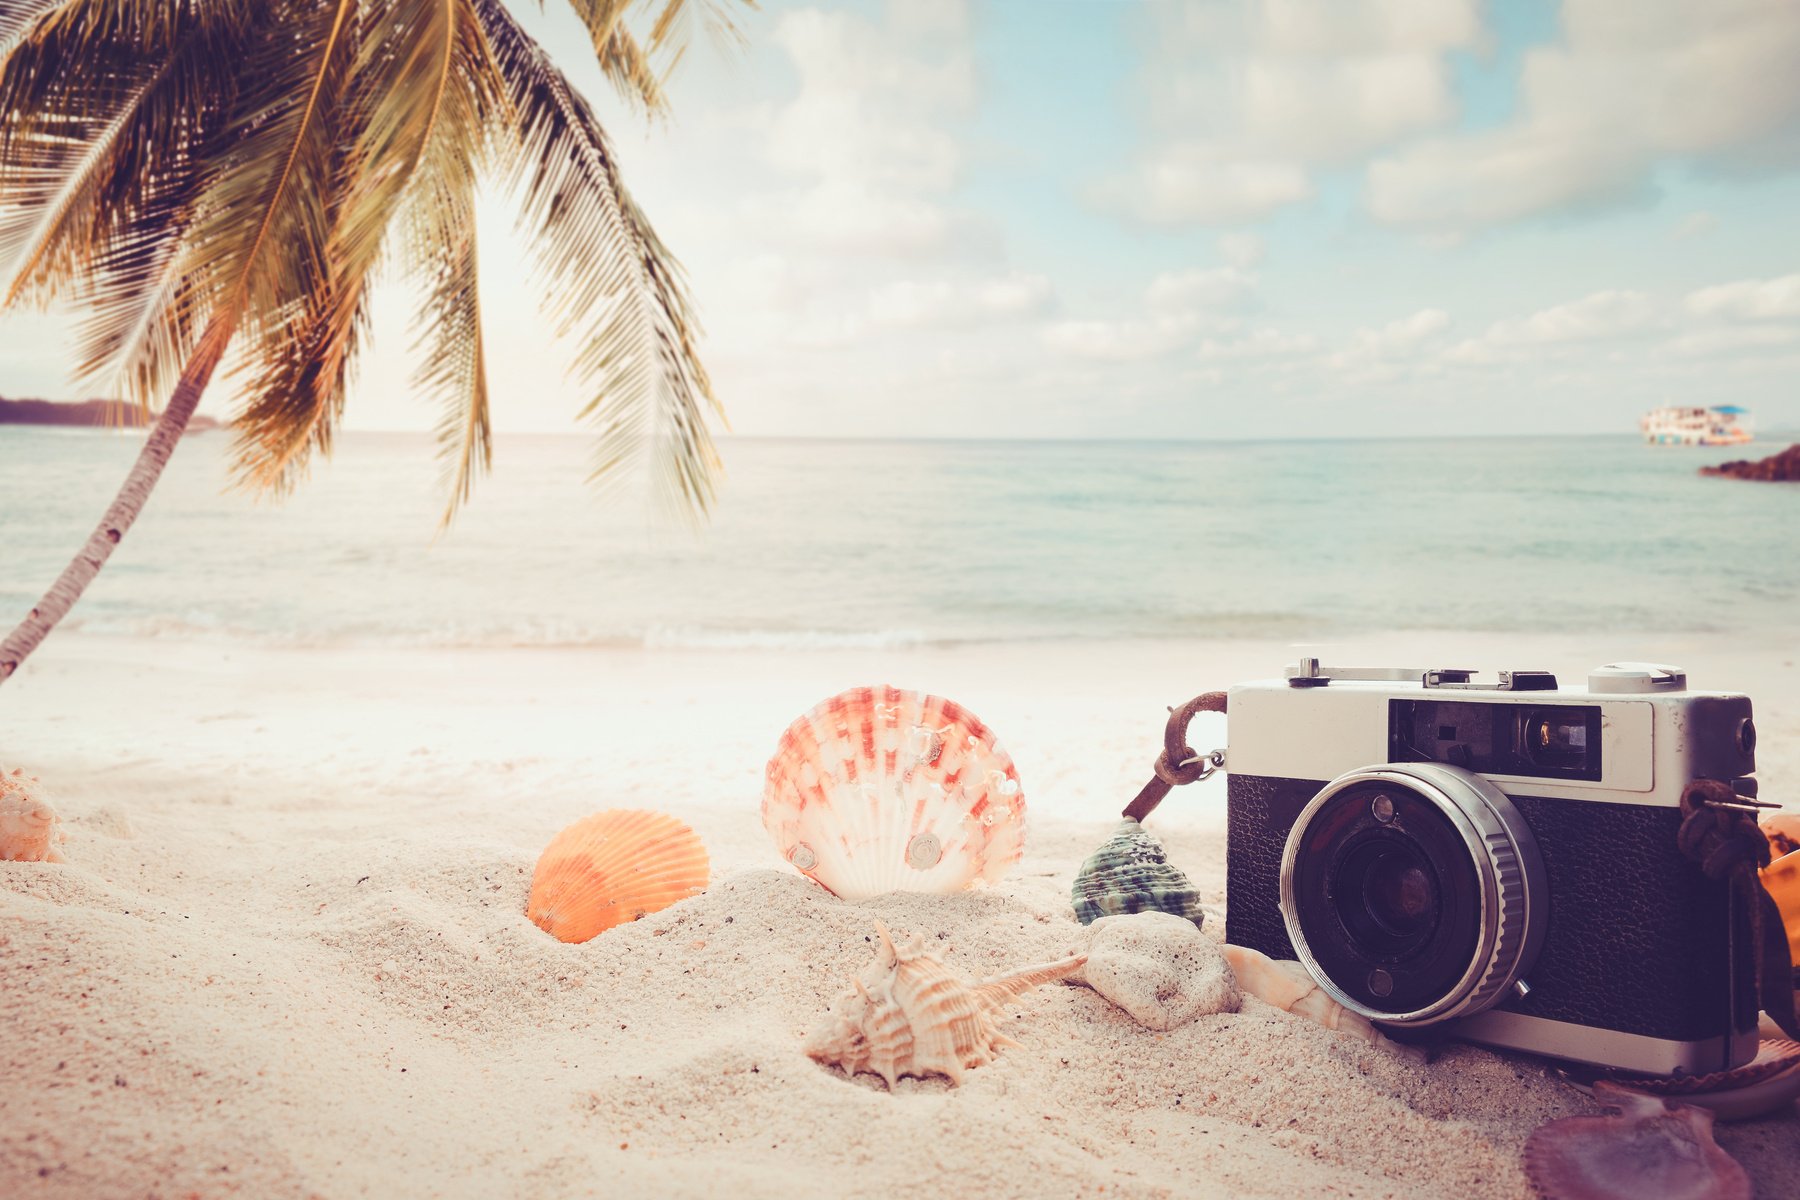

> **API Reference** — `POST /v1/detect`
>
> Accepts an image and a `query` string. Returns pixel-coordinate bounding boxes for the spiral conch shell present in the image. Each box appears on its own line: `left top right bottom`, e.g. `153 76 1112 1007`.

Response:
1 767 65 863
763 686 1026 902
527 810 709 943
804 921 1085 1088
1072 818 1205 928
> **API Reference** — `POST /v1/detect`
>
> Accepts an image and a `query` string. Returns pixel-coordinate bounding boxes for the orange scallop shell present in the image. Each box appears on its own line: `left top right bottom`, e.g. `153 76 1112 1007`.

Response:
527 810 709 943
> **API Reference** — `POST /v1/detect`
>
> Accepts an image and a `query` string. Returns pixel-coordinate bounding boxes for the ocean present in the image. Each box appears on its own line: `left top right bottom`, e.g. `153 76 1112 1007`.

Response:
1 428 1796 649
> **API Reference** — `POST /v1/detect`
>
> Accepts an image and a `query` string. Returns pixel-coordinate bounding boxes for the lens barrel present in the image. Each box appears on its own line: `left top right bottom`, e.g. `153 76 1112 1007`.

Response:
1279 763 1546 1026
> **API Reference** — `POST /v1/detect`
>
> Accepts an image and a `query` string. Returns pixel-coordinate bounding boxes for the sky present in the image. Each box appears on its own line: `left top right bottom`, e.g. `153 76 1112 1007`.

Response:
3 0 1798 440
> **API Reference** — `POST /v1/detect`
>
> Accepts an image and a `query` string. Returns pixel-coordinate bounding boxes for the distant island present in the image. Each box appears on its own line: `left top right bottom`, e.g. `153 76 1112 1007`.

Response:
1700 443 1800 483
0 396 223 432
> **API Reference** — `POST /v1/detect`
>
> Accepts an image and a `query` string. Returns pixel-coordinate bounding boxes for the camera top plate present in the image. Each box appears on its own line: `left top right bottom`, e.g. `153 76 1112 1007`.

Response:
1285 659 1557 691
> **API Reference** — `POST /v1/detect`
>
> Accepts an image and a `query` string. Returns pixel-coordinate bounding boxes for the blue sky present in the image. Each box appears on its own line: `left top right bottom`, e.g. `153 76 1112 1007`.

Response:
3 0 1797 440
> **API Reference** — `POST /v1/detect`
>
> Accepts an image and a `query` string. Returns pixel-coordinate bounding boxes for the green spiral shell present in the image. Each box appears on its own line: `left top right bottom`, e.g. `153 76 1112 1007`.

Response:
1072 819 1205 928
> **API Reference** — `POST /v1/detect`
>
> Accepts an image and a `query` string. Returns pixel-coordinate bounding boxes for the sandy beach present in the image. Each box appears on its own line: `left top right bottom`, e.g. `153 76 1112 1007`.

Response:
4 630 1799 1198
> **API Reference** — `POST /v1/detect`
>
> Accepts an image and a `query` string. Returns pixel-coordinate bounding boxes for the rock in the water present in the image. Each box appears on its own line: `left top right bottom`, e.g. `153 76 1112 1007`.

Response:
1081 911 1239 1030
1071 818 1205 928
1700 444 1800 482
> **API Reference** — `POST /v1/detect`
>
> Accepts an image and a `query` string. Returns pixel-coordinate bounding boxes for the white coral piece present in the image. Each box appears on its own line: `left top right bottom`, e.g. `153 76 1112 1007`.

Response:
1081 911 1239 1030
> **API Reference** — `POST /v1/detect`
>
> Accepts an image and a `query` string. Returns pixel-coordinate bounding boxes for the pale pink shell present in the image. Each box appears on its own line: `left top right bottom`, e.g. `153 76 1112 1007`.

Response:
762 686 1025 902
1523 1081 1750 1200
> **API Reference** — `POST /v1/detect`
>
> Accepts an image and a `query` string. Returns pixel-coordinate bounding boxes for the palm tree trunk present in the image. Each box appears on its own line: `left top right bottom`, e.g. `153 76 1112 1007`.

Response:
0 329 229 684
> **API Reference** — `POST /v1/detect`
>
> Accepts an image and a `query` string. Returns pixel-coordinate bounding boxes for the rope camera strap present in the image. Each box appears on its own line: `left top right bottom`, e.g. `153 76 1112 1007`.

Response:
1679 779 1800 1042
1121 691 1228 822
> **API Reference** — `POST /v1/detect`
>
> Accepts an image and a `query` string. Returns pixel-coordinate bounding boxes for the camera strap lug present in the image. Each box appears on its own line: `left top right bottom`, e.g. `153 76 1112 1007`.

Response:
1122 691 1228 823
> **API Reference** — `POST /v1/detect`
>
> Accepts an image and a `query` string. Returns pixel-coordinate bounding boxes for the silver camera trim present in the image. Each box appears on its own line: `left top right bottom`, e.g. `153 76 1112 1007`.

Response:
1278 762 1548 1026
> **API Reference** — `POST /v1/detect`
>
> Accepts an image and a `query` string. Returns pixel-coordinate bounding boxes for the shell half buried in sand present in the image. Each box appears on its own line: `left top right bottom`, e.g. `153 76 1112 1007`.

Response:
804 921 1085 1089
1523 1080 1750 1200
527 810 709 943
0 767 65 863
762 686 1026 902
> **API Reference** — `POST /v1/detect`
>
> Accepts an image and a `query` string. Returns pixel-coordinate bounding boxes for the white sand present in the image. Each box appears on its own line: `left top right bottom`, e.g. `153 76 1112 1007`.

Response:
3 631 1798 1198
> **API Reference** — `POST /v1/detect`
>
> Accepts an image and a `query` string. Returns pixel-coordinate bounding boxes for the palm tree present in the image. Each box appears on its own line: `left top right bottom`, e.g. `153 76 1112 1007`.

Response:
0 0 743 684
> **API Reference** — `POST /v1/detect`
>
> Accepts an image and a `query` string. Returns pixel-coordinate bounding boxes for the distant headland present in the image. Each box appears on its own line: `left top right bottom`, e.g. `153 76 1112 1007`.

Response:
1700 443 1800 482
0 396 222 432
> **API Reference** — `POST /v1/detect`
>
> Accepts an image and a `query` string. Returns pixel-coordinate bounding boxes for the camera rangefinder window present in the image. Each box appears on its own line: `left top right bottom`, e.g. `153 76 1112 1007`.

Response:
1389 700 1602 782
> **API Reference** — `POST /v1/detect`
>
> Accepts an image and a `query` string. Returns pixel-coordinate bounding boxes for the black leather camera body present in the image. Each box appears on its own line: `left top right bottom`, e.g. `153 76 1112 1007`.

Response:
1223 661 1761 1076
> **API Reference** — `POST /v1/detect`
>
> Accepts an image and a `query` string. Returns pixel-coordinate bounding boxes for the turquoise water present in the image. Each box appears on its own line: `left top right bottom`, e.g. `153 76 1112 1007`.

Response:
1 429 1796 646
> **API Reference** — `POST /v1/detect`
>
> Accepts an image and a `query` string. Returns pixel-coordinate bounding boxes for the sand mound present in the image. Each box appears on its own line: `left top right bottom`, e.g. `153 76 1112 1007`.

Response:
6 634 1798 1197
6 842 1587 1200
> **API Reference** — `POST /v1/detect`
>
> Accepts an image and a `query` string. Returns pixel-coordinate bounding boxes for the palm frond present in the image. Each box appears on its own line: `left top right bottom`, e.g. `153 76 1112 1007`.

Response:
560 0 750 112
1 18 216 310
477 0 723 520
201 0 361 491
0 0 61 49
228 0 515 496
402 0 500 524
560 0 660 112
72 192 200 407
643 0 748 73
0 0 248 409
413 195 490 526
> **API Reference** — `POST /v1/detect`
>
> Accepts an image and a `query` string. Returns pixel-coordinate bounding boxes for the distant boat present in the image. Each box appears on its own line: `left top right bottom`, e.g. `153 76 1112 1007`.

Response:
1640 405 1753 446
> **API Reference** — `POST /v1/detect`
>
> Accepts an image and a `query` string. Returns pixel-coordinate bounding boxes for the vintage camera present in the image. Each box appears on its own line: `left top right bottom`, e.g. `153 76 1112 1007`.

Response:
1225 660 1762 1076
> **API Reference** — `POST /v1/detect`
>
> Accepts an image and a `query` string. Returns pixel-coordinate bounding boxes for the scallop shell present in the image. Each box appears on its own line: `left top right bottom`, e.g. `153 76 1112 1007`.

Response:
1762 811 1799 859
1 767 65 863
526 810 709 943
1523 1081 1750 1200
803 921 1085 1088
1072 818 1204 927
762 686 1025 902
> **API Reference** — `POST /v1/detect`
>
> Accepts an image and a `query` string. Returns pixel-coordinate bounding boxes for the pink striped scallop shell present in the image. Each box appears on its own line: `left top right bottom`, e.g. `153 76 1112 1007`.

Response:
762 686 1026 902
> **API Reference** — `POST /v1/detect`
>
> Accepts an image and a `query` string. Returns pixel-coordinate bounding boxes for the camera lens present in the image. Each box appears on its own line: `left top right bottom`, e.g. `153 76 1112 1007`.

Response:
1342 841 1437 941
1280 764 1546 1026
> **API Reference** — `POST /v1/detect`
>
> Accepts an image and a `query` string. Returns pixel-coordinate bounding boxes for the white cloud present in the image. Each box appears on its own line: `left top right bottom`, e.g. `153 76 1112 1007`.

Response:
1366 0 1800 231
1218 233 1267 269
1047 262 1261 361
1146 266 1258 314
1685 273 1800 320
868 272 1055 328
1255 0 1483 55
1099 0 1478 225
1240 53 1463 163
756 2 977 254
1673 211 1717 239
1667 324 1800 357
1042 318 1193 362
1441 290 1656 365
1093 144 1312 225
1195 328 1319 362
1328 308 1452 377
1483 290 1657 346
